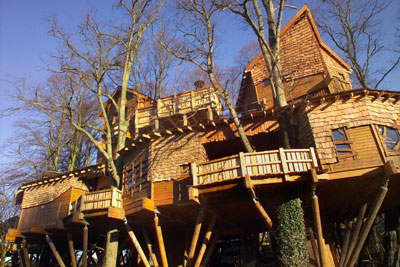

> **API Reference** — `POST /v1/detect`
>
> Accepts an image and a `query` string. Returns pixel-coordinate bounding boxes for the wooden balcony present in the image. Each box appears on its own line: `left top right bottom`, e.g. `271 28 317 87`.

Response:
191 148 318 186
69 187 124 220
135 87 222 129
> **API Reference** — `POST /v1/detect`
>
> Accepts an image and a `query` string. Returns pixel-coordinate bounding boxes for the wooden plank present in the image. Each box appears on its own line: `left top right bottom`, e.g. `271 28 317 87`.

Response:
186 209 204 267
193 216 217 267
142 228 159 267
154 215 168 267
125 221 151 267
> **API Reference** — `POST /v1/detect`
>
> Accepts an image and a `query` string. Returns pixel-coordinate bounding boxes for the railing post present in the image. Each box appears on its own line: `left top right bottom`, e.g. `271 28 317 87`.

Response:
157 98 161 118
173 94 177 114
80 194 86 212
279 148 290 181
239 152 247 177
111 187 117 207
191 90 195 109
134 110 139 138
191 163 198 186
310 147 318 169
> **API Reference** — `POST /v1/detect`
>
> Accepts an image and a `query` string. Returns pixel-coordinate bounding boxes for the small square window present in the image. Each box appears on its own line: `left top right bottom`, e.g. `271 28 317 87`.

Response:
332 128 356 160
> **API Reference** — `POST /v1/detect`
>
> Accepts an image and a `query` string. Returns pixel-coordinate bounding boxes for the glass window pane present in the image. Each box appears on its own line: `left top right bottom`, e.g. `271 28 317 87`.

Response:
385 128 399 150
332 129 345 140
336 144 351 150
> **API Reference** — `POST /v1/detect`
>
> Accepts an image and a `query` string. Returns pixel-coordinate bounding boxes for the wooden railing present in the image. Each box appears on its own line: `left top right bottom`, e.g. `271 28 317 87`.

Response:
70 187 123 214
191 148 318 186
135 87 222 128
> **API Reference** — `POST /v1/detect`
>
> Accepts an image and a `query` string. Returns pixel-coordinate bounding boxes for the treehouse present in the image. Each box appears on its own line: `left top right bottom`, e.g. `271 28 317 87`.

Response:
7 5 400 267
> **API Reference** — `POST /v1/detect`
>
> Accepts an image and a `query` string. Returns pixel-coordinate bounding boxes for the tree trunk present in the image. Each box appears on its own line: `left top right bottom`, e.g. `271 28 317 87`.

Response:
102 225 120 267
276 186 309 266
240 233 259 267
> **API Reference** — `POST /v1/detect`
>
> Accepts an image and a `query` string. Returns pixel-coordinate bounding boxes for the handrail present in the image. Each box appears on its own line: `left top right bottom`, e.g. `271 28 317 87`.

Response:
133 87 222 130
192 147 318 186
69 187 123 214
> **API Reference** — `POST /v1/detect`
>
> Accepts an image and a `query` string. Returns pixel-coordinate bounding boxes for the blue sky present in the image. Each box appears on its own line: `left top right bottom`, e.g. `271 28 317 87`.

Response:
0 0 399 166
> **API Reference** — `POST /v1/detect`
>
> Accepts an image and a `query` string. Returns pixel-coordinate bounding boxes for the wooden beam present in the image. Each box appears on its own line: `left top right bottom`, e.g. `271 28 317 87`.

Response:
154 215 168 267
344 203 367 266
347 180 389 267
307 228 321 267
193 216 217 267
67 231 77 267
311 193 329 267
199 227 221 267
82 225 88 267
142 228 159 267
46 235 66 267
244 175 273 231
22 239 30 267
338 222 352 267
125 221 151 267
185 208 204 267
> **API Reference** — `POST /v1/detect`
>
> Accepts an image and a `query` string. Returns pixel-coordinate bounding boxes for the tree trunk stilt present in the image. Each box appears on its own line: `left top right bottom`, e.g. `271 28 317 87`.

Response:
82 225 88 267
200 227 221 267
311 193 328 267
46 235 66 267
185 208 204 267
193 216 217 267
21 240 30 267
67 231 77 267
142 228 159 267
308 228 321 267
344 203 367 266
338 222 352 267
348 180 389 267
154 215 168 267
125 221 151 267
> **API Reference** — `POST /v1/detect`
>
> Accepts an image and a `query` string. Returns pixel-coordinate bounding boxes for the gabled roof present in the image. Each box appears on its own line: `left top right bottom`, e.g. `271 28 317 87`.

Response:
245 4 351 73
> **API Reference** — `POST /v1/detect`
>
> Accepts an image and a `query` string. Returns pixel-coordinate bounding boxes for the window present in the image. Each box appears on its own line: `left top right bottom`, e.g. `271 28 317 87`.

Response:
377 125 400 153
332 128 356 159
263 79 271 87
123 152 149 193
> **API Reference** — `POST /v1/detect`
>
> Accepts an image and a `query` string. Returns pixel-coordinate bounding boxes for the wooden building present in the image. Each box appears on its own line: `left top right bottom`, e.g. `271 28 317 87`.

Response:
6 5 400 267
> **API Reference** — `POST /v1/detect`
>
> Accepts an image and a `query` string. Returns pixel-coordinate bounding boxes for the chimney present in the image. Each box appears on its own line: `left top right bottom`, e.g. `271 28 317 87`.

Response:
194 80 205 89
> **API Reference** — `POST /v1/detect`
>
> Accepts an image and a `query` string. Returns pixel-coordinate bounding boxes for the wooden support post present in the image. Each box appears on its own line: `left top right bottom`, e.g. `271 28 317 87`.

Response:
279 148 289 181
18 246 26 267
125 220 151 267
307 228 321 267
67 231 77 267
311 193 328 267
344 203 367 266
347 181 389 267
22 240 30 267
83 225 88 267
207 107 213 124
185 208 204 267
142 228 159 267
200 227 221 267
338 222 352 267
193 216 217 267
154 214 168 267
191 163 198 186
46 235 66 267
183 230 191 267
244 175 273 231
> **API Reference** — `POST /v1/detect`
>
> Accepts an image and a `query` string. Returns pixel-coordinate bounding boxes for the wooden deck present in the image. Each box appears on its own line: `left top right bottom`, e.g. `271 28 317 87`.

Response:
69 187 124 220
192 148 318 186
135 87 221 129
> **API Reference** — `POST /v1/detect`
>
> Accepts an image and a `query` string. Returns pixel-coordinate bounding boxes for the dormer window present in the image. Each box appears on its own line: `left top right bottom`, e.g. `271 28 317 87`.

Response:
377 125 400 153
332 128 356 159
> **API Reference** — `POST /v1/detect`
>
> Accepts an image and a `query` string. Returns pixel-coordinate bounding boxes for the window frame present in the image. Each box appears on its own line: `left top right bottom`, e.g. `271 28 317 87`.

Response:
331 127 357 160
123 151 149 194
376 125 400 155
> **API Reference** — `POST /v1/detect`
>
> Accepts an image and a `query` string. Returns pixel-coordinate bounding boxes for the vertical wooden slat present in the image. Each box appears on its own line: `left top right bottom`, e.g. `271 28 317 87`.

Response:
279 148 289 181
239 152 247 177
191 163 198 186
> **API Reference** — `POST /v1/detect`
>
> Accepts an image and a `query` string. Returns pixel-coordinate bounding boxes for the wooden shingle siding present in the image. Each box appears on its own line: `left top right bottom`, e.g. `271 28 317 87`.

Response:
20 176 88 208
149 132 207 182
330 126 383 172
307 94 400 165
